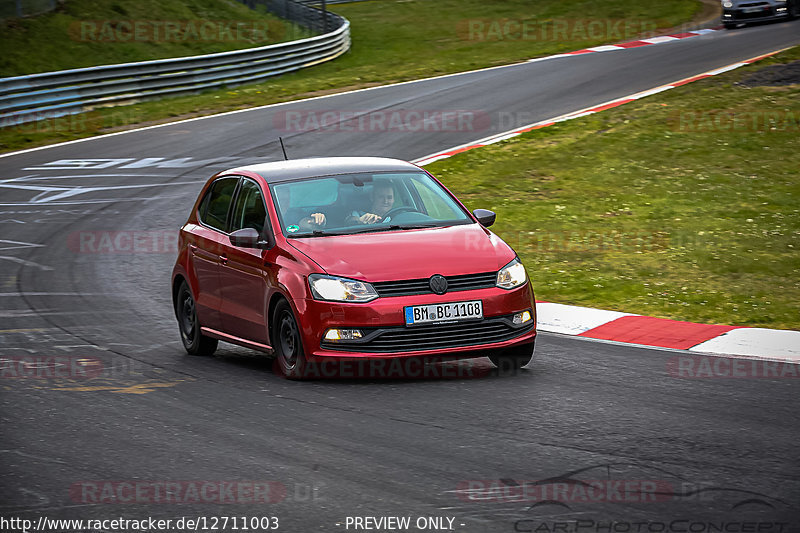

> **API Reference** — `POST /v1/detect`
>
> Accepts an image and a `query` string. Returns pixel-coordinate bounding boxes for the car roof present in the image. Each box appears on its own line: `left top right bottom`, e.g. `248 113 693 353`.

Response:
229 157 421 183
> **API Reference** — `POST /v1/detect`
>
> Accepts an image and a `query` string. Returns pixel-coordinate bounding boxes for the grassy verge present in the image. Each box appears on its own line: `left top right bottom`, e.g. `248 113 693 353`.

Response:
426 47 800 330
0 0 701 152
0 0 309 76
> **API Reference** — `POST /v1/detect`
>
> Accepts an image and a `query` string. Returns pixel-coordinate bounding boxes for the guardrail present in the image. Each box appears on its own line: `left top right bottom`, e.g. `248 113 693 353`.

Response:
0 1 350 127
297 0 373 5
0 0 57 19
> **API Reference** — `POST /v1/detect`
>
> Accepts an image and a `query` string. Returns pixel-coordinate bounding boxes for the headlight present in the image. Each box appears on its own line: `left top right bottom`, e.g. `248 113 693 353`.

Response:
308 274 378 302
496 258 527 290
722 1 733 7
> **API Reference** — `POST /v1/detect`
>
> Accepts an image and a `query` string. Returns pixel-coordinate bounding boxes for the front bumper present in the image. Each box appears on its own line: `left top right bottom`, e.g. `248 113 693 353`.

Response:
294 283 536 361
723 5 790 22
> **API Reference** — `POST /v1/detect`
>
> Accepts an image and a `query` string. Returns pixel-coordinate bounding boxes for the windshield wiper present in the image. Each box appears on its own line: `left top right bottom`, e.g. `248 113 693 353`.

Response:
290 224 443 237
346 223 441 234
395 223 441 230
288 229 342 238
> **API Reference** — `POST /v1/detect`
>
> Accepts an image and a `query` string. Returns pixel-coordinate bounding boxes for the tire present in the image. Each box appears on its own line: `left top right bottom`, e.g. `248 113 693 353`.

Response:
272 300 309 380
723 22 736 29
176 281 218 356
790 0 799 19
489 340 535 373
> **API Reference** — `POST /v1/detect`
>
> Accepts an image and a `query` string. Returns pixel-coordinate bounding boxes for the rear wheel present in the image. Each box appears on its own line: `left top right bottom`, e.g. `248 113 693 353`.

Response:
177 281 218 356
489 340 535 373
272 300 309 379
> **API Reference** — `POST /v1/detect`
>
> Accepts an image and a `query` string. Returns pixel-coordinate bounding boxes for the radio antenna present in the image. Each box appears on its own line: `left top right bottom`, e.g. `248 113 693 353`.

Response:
279 137 289 161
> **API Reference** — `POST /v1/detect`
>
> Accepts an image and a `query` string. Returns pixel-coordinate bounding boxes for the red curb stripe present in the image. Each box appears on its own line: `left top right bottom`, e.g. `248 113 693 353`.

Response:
586 99 635 113
670 32 699 39
562 31 707 57
616 41 650 48
671 74 712 87
743 50 781 64
578 316 740 350
440 146 477 157
518 122 555 133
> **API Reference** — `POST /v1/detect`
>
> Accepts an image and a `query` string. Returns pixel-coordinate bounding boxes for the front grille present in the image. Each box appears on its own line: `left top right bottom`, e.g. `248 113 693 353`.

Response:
736 8 774 18
321 315 534 353
733 2 774 18
372 272 497 297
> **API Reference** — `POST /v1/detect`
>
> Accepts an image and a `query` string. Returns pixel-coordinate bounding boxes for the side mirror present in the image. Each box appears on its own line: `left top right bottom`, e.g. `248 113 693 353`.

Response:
230 228 271 249
473 209 496 227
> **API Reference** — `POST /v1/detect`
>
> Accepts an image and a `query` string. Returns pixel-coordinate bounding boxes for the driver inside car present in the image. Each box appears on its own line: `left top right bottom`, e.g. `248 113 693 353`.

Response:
347 180 395 224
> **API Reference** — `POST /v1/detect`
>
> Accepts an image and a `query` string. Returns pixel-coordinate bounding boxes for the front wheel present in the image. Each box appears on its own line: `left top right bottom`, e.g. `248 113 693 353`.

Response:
489 340 535 372
176 281 218 356
272 300 309 379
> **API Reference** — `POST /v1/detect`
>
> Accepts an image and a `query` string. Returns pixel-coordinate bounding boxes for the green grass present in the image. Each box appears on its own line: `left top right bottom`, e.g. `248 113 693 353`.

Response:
425 47 800 330
0 0 701 152
0 0 309 76
323 0 700 83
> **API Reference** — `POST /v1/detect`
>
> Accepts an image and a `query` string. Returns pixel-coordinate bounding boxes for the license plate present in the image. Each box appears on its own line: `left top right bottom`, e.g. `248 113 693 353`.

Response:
404 300 483 326
742 6 764 12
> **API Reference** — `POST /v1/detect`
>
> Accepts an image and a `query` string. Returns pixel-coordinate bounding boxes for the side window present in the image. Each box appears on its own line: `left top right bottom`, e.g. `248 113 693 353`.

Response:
230 179 267 235
199 177 239 232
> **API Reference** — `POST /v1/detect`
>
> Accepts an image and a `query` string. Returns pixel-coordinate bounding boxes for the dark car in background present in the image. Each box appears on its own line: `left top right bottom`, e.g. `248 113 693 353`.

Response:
171 157 537 379
722 0 798 28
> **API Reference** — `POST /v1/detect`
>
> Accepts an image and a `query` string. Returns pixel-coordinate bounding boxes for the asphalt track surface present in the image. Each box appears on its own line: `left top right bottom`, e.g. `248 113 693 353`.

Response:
2 20 800 532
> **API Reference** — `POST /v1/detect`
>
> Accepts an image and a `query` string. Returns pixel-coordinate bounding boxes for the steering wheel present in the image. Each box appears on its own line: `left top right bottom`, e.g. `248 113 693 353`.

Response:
383 206 421 220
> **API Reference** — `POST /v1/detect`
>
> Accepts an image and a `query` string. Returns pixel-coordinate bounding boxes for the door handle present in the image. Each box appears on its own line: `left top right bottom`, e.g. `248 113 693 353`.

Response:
219 254 228 265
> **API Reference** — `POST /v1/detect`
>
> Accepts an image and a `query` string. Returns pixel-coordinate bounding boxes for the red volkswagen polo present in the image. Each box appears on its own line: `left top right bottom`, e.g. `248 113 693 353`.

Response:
171 157 536 379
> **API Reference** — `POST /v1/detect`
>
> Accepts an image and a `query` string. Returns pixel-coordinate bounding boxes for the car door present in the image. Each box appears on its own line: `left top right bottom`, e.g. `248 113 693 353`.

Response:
190 176 240 332
219 177 272 345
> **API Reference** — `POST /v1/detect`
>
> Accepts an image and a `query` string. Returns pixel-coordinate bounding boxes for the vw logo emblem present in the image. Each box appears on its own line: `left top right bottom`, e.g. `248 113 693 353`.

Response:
429 274 448 295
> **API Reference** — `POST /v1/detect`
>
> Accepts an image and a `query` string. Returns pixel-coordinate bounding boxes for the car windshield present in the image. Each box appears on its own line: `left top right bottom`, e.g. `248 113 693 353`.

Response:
270 171 473 237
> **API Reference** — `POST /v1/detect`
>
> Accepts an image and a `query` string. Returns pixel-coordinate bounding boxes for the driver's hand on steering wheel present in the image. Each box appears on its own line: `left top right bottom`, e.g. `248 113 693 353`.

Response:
308 212 326 226
299 212 326 231
358 213 382 224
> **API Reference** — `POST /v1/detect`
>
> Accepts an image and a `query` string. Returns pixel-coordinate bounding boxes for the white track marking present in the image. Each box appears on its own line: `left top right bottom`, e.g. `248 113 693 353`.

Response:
0 179 200 204
0 239 45 251
0 292 106 297
0 256 53 271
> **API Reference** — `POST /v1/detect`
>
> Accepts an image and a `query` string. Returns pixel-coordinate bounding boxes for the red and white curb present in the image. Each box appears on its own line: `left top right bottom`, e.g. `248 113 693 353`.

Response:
412 41 799 362
414 46 789 166
536 302 800 362
533 28 720 60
